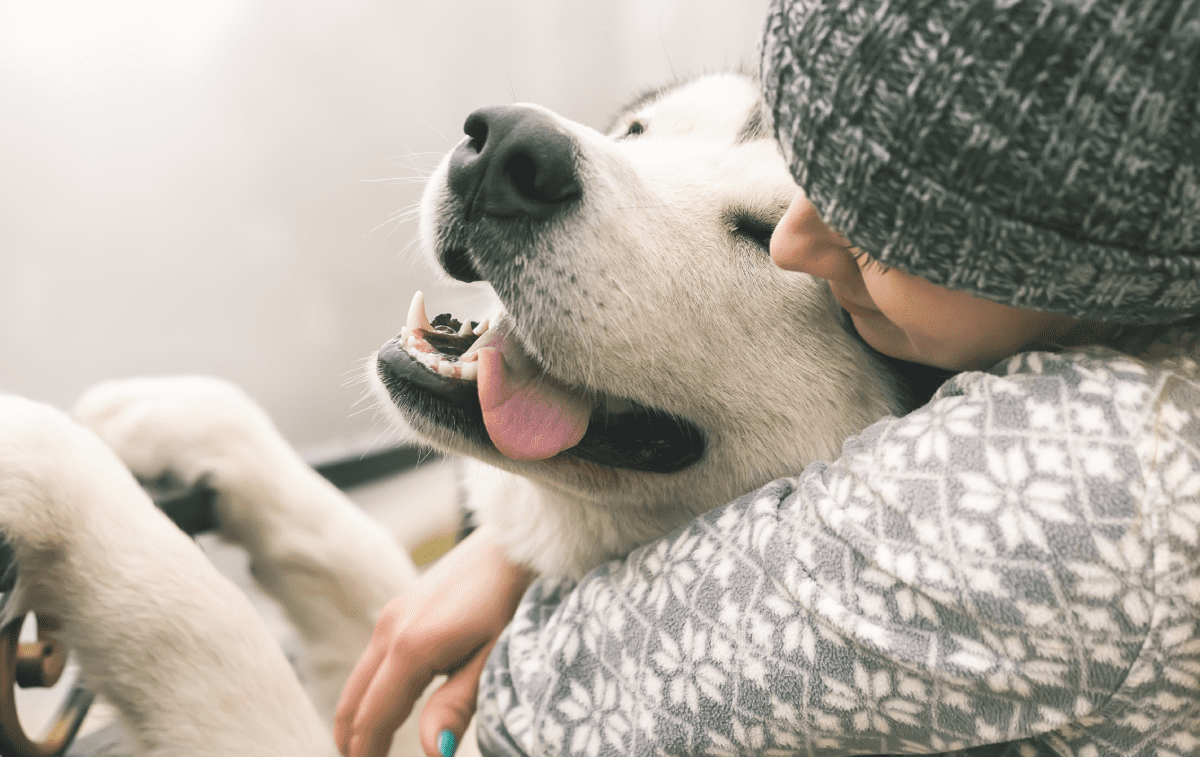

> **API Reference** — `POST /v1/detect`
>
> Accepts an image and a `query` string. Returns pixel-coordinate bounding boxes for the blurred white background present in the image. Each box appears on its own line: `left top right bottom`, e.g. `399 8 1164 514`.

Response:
0 0 770 454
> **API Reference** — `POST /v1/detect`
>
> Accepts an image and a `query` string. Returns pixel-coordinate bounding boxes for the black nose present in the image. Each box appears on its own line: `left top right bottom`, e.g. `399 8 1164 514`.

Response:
447 105 581 220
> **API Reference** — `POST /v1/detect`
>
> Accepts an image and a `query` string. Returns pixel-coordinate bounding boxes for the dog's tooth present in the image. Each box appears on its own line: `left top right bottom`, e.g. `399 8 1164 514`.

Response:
473 319 489 336
458 320 473 337
460 361 479 381
461 323 504 361
407 291 433 332
437 360 455 377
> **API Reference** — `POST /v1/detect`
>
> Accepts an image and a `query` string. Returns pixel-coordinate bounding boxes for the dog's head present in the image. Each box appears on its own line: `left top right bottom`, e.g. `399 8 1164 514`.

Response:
374 74 905 571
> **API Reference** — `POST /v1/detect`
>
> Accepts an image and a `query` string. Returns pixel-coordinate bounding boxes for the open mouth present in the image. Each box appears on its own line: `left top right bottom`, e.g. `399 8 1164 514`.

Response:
377 292 705 473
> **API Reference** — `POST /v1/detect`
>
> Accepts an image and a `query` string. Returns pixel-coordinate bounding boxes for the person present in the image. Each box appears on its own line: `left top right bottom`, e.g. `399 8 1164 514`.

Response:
336 0 1200 754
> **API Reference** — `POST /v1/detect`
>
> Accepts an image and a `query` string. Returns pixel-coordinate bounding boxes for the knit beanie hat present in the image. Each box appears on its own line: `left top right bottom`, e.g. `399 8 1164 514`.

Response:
762 0 1200 325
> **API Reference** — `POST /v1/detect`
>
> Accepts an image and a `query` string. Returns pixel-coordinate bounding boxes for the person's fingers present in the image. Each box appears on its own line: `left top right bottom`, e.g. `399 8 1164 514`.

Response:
348 650 425 757
336 647 382 750
419 638 498 757
337 608 434 757
333 535 533 757
336 607 402 754
338 606 496 757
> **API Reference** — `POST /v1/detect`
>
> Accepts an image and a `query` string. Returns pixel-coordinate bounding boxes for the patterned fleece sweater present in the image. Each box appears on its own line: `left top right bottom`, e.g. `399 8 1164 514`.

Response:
476 346 1200 757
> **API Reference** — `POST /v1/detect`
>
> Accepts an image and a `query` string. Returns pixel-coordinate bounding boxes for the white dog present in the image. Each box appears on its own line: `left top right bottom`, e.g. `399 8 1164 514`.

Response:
0 73 905 755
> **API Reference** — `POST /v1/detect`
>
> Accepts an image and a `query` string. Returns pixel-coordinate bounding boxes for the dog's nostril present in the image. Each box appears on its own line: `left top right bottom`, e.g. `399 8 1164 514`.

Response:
495 138 579 212
505 150 579 206
464 116 488 154
505 153 542 202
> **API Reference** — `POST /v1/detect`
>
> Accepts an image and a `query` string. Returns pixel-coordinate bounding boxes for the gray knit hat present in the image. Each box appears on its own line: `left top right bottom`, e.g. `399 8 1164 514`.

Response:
762 0 1200 325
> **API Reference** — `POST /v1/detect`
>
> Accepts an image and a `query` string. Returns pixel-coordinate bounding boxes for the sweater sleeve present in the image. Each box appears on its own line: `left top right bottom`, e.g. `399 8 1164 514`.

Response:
476 349 1200 757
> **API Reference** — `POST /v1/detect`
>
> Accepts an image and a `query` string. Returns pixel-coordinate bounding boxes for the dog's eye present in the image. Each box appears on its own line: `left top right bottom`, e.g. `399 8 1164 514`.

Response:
730 215 776 251
622 120 645 138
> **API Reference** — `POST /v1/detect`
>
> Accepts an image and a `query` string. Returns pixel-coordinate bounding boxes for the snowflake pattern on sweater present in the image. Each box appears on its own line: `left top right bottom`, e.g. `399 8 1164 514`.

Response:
477 349 1200 757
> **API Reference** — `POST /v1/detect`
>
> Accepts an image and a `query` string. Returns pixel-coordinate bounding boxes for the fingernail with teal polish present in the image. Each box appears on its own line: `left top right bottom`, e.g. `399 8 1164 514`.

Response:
437 729 457 757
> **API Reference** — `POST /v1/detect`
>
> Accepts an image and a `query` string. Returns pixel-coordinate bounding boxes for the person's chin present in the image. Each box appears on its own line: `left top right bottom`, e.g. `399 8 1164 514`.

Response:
846 310 910 358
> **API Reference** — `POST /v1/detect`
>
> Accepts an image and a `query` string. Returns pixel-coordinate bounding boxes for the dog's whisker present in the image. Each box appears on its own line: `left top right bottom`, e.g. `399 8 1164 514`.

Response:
386 205 423 221
365 426 400 453
348 400 374 416
384 139 447 165
342 371 372 391
383 151 444 161
365 204 423 238
659 24 678 81
420 119 455 148
393 231 425 258
360 176 432 185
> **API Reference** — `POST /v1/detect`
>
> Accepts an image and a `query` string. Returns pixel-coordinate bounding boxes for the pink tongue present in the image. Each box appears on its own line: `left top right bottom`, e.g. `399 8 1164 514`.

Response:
476 336 592 461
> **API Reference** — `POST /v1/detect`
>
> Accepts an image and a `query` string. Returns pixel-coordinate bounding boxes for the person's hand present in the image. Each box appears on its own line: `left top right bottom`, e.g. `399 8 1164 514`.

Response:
335 527 533 757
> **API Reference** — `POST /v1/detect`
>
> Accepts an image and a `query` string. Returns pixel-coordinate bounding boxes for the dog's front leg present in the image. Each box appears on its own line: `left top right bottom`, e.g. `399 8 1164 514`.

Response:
0 394 335 756
75 377 421 730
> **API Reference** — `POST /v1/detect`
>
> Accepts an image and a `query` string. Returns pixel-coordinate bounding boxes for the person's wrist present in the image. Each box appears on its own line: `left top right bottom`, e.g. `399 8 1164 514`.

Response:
469 525 535 614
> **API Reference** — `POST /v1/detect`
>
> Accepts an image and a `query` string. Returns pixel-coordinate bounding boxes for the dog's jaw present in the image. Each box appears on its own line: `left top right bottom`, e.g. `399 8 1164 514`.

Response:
375 300 709 475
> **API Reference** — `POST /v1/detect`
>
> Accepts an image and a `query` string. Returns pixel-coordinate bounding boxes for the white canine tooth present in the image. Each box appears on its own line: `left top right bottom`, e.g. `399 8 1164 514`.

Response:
407 291 432 332
460 361 479 381
437 360 454 377
473 319 489 336
458 320 473 337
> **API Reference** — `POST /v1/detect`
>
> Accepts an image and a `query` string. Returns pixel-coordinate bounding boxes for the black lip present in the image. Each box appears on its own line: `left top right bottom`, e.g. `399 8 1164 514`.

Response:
377 335 706 473
378 335 491 448
440 247 484 284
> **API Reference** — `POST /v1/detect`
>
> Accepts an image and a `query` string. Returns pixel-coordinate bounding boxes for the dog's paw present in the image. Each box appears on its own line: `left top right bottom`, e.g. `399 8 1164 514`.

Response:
0 393 88 492
74 376 290 494
0 393 158 568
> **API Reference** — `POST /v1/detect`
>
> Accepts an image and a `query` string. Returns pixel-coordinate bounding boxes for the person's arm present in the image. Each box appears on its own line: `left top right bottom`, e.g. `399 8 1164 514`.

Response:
335 527 533 757
476 350 1183 757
